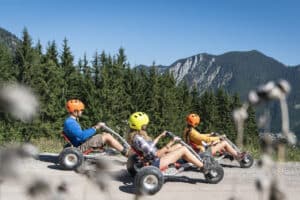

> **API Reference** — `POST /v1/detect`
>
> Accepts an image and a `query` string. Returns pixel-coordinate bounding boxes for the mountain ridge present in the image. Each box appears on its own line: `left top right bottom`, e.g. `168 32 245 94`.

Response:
0 27 21 53
137 50 300 134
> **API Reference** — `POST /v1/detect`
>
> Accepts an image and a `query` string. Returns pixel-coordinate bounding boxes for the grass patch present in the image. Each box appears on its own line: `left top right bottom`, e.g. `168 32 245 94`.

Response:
30 137 64 153
244 143 300 162
286 146 300 161
243 144 261 159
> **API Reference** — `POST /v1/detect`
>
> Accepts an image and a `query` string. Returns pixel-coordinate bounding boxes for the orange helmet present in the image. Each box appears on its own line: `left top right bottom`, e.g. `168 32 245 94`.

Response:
66 99 85 113
186 113 200 127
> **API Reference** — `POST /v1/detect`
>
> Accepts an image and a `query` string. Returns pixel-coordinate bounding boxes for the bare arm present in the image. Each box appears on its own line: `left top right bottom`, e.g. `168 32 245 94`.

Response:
153 131 167 145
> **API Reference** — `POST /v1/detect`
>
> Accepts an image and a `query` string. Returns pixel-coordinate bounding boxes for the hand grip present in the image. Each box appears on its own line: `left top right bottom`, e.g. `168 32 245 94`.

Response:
166 131 176 138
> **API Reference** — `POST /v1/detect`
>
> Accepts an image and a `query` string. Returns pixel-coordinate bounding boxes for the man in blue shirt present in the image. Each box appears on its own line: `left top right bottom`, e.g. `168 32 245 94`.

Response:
63 99 128 156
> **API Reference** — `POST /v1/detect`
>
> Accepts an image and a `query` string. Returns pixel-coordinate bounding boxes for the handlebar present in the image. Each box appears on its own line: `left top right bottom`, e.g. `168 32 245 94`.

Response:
166 131 176 138
166 131 203 161
102 125 130 148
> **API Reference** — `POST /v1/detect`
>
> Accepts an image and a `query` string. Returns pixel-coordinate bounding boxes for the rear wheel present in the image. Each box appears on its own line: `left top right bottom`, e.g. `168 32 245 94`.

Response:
134 166 164 195
58 147 84 170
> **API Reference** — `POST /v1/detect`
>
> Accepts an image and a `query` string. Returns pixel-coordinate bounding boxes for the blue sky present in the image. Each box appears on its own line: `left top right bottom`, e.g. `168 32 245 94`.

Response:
1 0 300 66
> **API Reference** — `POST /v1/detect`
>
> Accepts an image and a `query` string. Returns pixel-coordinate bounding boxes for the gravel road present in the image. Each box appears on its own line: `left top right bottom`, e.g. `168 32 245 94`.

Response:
1 152 299 200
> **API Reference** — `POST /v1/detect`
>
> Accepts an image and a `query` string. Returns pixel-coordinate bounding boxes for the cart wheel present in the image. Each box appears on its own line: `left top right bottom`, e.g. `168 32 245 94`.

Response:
204 162 224 184
127 154 143 177
134 166 164 195
58 147 84 170
239 153 254 168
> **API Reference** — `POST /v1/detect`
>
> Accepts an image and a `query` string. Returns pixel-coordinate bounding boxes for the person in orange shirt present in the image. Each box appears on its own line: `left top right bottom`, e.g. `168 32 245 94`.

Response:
183 113 245 160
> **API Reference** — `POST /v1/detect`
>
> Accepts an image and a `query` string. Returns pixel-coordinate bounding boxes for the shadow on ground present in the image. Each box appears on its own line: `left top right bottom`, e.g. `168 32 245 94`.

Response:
164 175 207 184
220 163 240 168
38 154 58 164
38 153 127 171
38 154 66 170
113 169 136 194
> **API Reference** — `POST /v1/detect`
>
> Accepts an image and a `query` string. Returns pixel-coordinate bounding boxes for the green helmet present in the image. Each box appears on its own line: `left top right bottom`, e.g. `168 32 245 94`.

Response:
129 112 149 130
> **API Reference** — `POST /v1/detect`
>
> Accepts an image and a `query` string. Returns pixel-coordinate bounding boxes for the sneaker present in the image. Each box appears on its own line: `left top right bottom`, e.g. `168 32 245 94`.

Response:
201 156 214 174
121 147 130 157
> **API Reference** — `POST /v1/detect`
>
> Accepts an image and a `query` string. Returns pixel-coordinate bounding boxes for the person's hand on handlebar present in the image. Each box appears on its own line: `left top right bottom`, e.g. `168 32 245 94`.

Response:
93 122 106 130
210 132 218 136
160 130 168 137
219 134 226 140
153 130 167 145
173 136 181 142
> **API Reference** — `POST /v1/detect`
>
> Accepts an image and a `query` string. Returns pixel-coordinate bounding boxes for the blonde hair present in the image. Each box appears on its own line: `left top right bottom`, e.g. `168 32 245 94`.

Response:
127 129 152 145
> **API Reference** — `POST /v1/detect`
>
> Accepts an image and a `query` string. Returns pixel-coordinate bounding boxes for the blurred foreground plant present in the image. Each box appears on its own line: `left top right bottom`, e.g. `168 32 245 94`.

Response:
232 80 297 200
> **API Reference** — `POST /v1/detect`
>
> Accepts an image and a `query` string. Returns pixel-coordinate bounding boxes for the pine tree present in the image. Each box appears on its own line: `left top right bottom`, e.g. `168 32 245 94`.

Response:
244 105 258 145
125 67 142 112
190 83 201 112
229 93 242 140
117 47 126 68
174 80 192 135
158 71 182 134
97 50 131 128
92 51 101 87
77 58 83 73
60 38 74 69
14 28 36 84
145 64 161 120
37 58 65 137
60 37 75 99
82 53 92 78
35 39 43 57
148 64 165 134
176 80 192 113
107 49 131 127
199 90 218 133
98 51 109 119
215 88 235 139
0 44 14 82
45 41 59 67
13 28 46 141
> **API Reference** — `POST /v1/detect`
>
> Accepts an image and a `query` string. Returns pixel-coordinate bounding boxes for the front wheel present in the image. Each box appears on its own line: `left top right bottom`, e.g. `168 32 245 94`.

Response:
204 163 224 184
239 153 254 168
134 166 164 195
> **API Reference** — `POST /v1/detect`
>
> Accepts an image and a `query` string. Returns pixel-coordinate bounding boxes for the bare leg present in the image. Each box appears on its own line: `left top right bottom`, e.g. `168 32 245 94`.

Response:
169 143 183 152
159 146 204 169
156 143 182 157
211 141 239 157
101 132 124 152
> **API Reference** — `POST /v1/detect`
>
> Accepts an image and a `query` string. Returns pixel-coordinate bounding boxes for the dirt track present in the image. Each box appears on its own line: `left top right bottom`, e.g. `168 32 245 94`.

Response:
1 152 300 200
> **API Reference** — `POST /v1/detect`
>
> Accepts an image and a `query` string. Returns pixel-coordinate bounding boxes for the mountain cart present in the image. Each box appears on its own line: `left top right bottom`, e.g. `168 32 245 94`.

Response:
127 131 224 195
58 125 130 170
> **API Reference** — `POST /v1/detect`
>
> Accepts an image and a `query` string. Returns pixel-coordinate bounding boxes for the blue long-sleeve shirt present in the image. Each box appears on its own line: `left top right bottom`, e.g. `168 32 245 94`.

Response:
63 116 96 147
